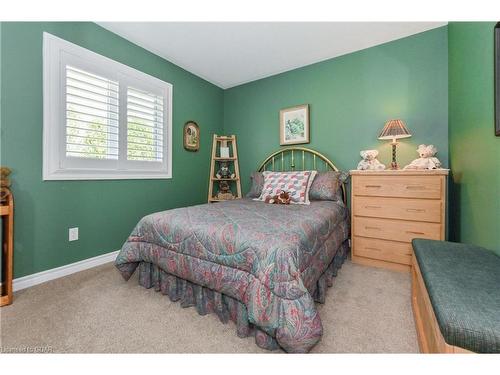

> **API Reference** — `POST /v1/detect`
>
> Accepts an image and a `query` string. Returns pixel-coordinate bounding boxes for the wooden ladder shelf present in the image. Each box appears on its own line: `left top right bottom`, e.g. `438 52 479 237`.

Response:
208 135 242 202
1 188 14 307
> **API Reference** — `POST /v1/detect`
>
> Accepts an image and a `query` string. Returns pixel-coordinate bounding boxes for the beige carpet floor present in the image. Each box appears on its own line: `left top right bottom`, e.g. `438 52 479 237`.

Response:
0 259 418 353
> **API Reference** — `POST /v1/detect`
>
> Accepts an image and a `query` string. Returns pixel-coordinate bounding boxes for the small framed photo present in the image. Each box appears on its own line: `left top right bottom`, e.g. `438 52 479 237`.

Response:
280 104 310 145
183 121 200 151
220 145 230 158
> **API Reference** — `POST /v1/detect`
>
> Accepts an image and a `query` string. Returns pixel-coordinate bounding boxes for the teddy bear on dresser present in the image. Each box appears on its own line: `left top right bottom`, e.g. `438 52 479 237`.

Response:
357 150 386 171
403 144 442 170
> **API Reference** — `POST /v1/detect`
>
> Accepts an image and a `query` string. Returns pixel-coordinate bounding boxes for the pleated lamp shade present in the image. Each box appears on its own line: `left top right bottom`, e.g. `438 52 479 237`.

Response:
378 119 412 140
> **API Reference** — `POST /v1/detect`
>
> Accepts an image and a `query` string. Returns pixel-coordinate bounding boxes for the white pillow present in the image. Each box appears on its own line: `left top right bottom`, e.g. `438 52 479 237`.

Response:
254 170 317 205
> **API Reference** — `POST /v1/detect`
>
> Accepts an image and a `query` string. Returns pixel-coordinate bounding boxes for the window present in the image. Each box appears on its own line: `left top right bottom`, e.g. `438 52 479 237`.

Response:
43 32 172 180
126 87 164 162
65 66 120 161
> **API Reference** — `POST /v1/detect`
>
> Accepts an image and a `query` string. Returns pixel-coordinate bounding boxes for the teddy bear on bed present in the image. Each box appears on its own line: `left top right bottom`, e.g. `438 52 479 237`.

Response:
403 144 442 170
357 150 386 170
265 190 291 205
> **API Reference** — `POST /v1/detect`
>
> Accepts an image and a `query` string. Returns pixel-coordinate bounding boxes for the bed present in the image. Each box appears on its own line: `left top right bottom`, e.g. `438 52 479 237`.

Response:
115 148 350 353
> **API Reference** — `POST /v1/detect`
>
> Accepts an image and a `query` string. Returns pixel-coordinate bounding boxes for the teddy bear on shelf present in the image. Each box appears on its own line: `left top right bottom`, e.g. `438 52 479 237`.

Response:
0 166 12 203
357 150 386 171
403 144 442 170
216 161 235 180
215 180 235 200
265 190 291 205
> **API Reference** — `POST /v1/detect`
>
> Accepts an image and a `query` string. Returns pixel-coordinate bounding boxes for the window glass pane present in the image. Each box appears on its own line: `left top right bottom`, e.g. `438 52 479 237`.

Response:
65 66 119 160
127 87 164 162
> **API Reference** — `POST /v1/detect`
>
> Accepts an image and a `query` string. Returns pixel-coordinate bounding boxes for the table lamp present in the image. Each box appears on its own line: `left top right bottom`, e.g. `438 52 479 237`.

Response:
378 119 412 170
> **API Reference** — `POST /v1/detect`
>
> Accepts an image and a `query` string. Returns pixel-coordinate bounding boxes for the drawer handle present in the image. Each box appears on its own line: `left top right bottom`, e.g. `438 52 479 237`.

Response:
406 185 425 190
406 231 425 235
365 247 381 252
365 226 381 231
406 208 425 213
365 185 381 188
365 205 381 209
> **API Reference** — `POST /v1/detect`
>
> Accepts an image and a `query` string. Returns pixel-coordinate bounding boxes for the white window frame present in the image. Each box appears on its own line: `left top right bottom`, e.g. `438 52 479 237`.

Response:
43 32 173 180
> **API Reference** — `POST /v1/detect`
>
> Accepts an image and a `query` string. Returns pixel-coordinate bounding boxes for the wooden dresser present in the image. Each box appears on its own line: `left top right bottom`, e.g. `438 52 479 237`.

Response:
350 170 448 272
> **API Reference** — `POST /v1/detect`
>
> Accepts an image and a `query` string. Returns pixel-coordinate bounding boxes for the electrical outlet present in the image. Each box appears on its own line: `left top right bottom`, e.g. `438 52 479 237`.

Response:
69 227 79 242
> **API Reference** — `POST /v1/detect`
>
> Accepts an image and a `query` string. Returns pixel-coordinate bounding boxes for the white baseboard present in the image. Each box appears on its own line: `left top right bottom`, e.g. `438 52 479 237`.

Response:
13 250 119 292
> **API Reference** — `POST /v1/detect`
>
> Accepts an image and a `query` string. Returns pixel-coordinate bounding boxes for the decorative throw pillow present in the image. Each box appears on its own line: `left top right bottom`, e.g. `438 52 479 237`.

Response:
309 171 349 201
254 170 317 205
245 172 265 198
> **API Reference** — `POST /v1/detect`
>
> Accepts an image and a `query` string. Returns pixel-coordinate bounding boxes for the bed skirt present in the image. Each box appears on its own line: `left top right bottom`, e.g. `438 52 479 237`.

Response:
136 239 350 352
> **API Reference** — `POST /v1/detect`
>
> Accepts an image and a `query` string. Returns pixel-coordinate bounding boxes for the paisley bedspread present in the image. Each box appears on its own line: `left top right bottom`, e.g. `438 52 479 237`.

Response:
115 198 349 352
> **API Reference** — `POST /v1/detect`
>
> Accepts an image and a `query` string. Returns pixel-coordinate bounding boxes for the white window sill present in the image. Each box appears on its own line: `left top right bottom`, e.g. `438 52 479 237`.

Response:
43 170 172 181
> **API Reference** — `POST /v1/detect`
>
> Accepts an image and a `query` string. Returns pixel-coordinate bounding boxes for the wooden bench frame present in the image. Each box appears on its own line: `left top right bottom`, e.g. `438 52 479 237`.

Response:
411 253 473 353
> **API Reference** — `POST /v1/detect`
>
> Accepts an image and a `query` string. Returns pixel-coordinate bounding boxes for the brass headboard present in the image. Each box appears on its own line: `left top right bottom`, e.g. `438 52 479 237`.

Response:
257 147 347 204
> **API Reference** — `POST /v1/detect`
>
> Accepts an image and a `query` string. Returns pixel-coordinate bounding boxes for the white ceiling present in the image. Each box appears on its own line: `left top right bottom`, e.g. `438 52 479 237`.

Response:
97 22 447 89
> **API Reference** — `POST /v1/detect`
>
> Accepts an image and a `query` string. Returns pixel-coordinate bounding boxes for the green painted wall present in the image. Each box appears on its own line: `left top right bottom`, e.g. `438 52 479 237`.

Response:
0 22 224 278
223 27 449 196
4 22 497 279
448 22 500 254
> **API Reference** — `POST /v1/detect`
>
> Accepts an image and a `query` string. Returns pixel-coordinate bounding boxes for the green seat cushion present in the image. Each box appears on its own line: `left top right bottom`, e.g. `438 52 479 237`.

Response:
412 239 500 353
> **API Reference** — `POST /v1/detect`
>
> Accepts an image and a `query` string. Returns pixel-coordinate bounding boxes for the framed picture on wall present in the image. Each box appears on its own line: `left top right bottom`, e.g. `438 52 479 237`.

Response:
279 104 310 145
495 22 500 136
183 121 200 151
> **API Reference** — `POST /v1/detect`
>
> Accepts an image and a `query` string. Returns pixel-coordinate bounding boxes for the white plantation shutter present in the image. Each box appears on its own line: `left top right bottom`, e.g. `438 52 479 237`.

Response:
127 87 164 162
43 33 172 180
65 66 120 160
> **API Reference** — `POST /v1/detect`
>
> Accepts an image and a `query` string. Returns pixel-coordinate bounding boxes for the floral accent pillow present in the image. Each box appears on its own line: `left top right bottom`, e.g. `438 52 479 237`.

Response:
246 172 265 198
254 170 317 205
309 171 349 201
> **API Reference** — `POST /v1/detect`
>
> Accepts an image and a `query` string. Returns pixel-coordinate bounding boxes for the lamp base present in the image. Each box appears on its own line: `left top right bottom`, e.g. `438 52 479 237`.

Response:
390 141 399 170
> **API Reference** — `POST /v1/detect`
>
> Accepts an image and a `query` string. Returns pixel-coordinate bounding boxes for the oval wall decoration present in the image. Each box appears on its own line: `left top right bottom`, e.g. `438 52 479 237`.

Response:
183 121 200 151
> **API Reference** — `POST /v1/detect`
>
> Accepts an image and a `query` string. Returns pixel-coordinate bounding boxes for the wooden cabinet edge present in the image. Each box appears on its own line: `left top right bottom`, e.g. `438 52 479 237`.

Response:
350 169 449 176
411 254 474 354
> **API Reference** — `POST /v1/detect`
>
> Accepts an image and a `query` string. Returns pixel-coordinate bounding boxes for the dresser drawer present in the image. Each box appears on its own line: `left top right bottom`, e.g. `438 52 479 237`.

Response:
353 236 412 265
353 196 442 223
352 175 442 199
353 216 441 243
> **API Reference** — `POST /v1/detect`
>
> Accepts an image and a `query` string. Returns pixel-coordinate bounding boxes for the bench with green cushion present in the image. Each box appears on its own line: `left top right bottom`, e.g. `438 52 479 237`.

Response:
412 238 500 353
